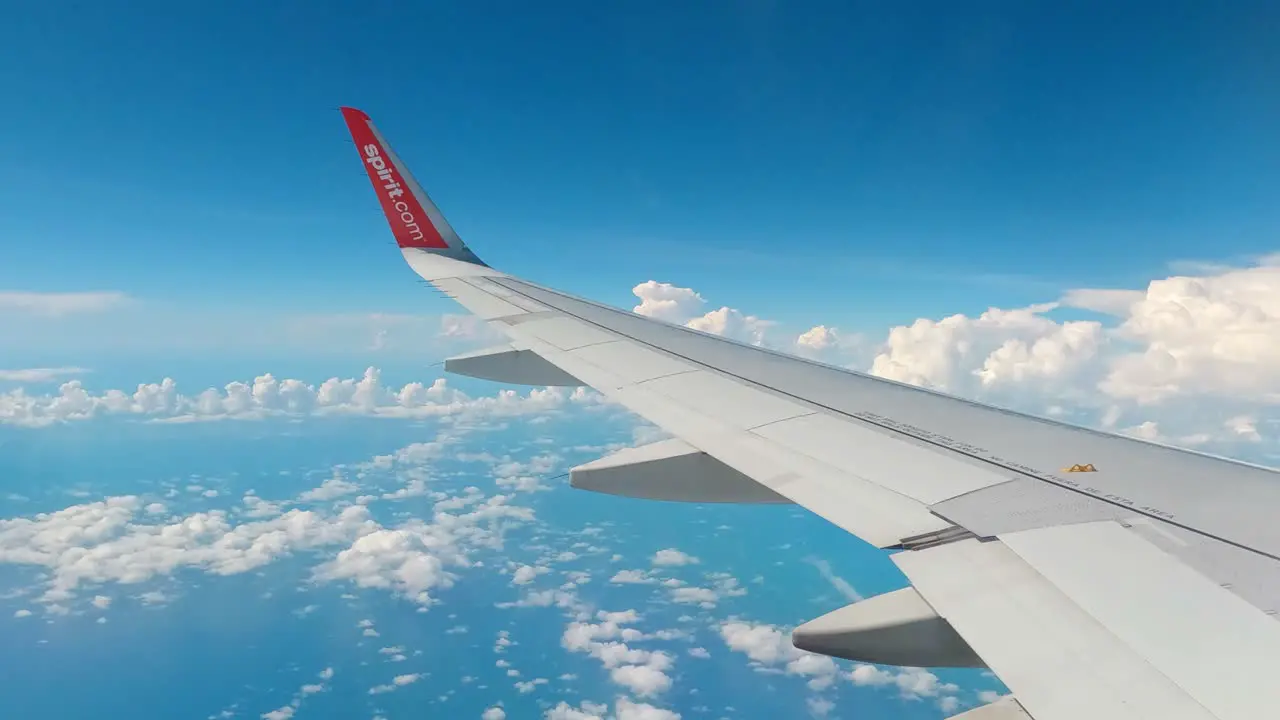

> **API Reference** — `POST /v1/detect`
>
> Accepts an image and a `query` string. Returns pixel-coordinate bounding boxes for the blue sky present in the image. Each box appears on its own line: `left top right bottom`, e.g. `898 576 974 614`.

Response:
2 0 1278 360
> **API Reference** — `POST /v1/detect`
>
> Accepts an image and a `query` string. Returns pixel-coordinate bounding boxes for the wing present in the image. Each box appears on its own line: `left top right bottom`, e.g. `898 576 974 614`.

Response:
340 107 1280 720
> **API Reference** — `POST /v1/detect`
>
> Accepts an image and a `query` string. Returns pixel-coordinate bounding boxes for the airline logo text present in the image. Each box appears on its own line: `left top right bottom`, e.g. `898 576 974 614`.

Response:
364 143 429 247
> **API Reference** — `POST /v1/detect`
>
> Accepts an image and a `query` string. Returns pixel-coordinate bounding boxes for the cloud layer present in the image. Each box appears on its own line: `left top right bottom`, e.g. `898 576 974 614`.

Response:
0 367 596 427
632 255 1280 456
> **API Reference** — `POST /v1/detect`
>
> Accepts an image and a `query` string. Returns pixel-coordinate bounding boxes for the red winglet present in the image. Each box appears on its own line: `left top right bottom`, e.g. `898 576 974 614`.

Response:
340 106 450 249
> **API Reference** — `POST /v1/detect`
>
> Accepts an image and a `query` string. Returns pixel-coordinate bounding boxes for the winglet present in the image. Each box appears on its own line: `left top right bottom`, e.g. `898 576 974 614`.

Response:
339 107 485 265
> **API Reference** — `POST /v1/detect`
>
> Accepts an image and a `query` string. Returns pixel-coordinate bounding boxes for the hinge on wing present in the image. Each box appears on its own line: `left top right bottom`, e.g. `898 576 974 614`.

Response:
896 525 977 551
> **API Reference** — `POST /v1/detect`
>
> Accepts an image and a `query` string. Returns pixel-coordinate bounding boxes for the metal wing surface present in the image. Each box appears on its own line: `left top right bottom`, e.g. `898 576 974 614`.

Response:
340 107 1280 720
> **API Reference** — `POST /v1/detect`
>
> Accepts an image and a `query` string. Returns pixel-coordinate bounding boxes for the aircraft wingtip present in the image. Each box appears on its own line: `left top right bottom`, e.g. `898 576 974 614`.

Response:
339 106 370 122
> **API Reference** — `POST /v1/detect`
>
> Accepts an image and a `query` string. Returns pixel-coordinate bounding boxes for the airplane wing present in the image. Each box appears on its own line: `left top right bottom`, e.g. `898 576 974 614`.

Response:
339 106 1280 720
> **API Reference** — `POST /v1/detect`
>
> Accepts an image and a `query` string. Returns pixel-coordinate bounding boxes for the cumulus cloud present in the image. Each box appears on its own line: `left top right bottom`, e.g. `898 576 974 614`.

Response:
259 666 335 719
0 496 379 605
297 473 359 502
610 569 656 585
869 303 1103 395
368 673 422 695
631 282 773 346
851 257 1280 453
0 440 536 610
626 258 1280 455
849 663 961 708
512 564 548 585
314 494 534 607
792 326 861 361
650 549 697 567
631 282 705 323
561 610 676 698
0 291 129 316
544 699 679 720
669 586 717 607
0 366 597 427
545 701 609 720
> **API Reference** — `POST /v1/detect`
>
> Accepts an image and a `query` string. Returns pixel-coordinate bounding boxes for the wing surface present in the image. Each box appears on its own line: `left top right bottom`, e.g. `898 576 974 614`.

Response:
339 107 1280 719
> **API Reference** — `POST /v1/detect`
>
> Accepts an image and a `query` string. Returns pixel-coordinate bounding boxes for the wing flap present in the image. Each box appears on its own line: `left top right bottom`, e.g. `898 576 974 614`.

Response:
998 521 1280 720
569 438 791 504
894 538 1217 720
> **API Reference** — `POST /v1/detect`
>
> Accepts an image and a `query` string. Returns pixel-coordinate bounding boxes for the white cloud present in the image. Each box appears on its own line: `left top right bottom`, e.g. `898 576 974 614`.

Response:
717 620 913 696
650 549 697 567
0 453 535 610
0 291 129 316
545 701 608 720
512 564 548 585
610 664 672 697
846 256 1280 452
686 307 774 346
610 569 656 585
514 678 548 693
849 663 961 707
632 281 705 323
482 708 507 720
314 494 534 607
613 699 681 720
669 587 717 606
869 303 1103 394
793 325 860 360
0 495 378 604
560 610 675 698
806 697 835 717
259 666 334 719
625 264 1280 453
297 473 360 502
0 367 597 427
632 281 773 346
543 699 678 720
368 673 422 695
0 367 89 382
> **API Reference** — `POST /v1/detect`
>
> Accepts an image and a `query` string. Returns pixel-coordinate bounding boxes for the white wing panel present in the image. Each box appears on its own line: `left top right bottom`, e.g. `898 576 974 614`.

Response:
465 277 552 312
752 412 1011 505
1000 521 1280 720
507 315 618 351
894 539 1216 720
568 341 697 385
639 370 814 430
433 277 529 319
498 335 947 545
610 379 950 546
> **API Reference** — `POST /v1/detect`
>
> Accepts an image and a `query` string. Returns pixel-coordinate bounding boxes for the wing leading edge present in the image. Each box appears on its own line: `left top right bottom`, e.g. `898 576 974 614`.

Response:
339 107 1280 720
